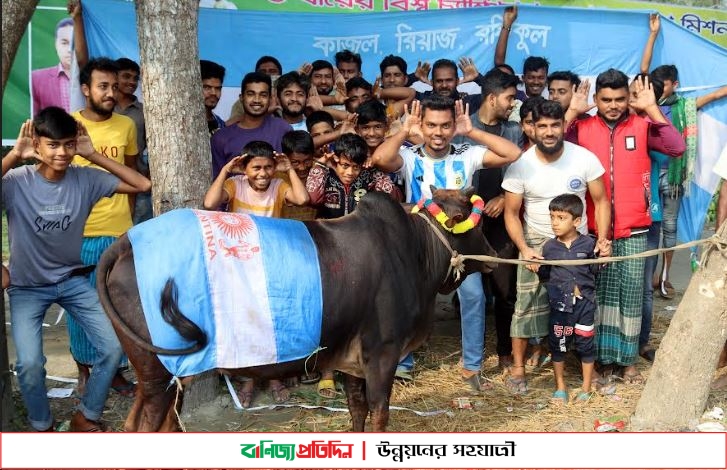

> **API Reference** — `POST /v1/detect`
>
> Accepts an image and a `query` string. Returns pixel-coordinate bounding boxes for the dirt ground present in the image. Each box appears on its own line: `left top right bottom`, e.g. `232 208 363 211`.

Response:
3 235 727 433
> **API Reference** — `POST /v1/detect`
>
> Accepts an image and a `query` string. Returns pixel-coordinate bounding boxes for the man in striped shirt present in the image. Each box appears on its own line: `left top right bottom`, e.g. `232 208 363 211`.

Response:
371 95 521 390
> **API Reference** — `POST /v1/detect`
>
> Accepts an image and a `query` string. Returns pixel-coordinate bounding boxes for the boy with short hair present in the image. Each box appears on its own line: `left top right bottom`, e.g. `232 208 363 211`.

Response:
2 107 151 431
203 140 309 216
279 130 317 221
306 133 402 219
537 194 599 404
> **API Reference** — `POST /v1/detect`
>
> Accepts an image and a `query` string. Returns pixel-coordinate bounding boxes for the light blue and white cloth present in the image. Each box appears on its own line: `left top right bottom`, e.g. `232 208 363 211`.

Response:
127 209 323 377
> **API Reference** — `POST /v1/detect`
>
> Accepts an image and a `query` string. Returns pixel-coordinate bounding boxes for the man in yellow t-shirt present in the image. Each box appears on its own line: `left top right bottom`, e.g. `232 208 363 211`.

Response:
68 58 139 397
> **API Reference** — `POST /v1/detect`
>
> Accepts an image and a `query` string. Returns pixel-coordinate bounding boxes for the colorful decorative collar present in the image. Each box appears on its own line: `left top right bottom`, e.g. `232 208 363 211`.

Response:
411 195 485 234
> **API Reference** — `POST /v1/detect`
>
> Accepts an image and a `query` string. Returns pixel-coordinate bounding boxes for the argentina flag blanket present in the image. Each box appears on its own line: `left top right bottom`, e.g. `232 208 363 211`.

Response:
127 209 323 377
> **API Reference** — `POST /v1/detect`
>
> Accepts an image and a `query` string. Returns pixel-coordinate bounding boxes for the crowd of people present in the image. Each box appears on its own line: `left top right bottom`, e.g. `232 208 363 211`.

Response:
3 3 727 432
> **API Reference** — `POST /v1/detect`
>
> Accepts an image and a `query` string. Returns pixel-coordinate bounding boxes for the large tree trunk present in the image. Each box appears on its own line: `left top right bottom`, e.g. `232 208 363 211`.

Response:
2 0 38 91
134 0 218 414
1 0 39 431
632 222 727 430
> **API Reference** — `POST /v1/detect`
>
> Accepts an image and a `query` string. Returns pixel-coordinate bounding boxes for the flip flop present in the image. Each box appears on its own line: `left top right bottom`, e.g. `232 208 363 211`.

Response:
317 379 342 398
576 391 595 402
505 375 528 395
550 389 568 405
659 280 675 299
70 412 111 432
300 371 321 385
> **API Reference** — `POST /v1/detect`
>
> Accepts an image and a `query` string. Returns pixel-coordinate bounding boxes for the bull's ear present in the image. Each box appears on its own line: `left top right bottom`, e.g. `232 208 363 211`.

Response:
461 187 476 199
429 184 438 197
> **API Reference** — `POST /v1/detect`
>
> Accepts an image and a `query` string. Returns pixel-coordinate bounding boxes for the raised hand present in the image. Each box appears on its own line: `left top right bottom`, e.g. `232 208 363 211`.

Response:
333 67 348 104
12 120 37 162
414 61 431 85
630 75 657 112
568 78 595 115
306 85 324 111
503 5 518 29
316 145 336 165
458 57 480 83
454 100 472 136
298 62 313 76
339 112 358 135
274 152 292 173
372 76 382 100
649 13 660 34
67 0 81 18
75 122 96 158
402 101 423 140
222 155 246 175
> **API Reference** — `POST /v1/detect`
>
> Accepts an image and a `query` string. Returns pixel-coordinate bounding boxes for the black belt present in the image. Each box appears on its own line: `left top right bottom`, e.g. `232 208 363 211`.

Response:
69 265 96 278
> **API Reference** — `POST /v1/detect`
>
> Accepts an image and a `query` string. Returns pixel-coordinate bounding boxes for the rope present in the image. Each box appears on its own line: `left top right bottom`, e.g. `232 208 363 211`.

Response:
457 235 723 267
167 376 187 432
416 212 465 281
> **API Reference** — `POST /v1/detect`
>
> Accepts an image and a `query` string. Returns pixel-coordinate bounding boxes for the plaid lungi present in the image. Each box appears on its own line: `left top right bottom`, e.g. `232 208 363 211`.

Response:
596 234 646 366
510 228 550 338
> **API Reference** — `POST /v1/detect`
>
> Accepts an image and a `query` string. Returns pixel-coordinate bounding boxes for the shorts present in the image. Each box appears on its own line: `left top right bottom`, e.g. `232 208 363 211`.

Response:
548 297 596 363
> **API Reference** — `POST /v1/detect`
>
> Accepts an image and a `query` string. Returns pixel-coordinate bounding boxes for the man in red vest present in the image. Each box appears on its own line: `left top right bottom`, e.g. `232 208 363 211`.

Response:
565 69 685 383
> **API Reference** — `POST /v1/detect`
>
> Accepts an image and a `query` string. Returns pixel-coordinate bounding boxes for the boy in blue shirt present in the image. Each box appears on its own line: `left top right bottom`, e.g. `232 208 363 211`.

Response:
538 194 599 404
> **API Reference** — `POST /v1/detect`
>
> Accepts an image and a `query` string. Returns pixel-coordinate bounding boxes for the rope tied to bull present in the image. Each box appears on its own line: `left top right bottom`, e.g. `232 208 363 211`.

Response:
412 194 484 281
458 233 726 267
415 212 466 281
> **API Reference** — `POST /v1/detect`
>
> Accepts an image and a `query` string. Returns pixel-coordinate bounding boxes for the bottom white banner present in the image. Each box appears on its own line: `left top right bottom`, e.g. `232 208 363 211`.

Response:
1 431 725 468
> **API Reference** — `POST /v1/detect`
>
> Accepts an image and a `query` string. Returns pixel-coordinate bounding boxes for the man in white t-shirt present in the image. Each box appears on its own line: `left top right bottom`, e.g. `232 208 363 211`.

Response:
372 95 522 390
501 99 611 394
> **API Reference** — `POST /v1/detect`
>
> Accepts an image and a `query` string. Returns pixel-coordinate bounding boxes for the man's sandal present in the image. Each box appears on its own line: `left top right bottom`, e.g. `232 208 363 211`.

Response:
550 389 568 405
317 379 342 398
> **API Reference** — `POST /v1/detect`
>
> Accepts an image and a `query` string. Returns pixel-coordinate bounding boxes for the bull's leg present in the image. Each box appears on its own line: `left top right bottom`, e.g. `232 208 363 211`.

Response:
343 374 368 432
362 345 399 432
124 378 180 432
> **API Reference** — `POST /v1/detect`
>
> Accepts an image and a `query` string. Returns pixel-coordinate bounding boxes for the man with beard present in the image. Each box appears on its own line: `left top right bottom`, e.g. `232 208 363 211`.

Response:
565 69 684 384
276 72 309 131
415 59 482 114
69 57 139 399
201 59 226 135
453 68 522 371
211 72 292 179
502 99 610 395
371 95 522 391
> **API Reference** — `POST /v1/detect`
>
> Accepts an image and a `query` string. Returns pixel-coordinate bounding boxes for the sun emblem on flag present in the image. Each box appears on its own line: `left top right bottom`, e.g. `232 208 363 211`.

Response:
208 212 254 239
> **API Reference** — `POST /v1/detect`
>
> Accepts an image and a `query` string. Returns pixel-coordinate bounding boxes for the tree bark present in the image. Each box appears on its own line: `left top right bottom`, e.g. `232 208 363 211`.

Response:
1 0 38 431
2 0 39 91
135 0 211 215
135 0 218 412
632 222 727 431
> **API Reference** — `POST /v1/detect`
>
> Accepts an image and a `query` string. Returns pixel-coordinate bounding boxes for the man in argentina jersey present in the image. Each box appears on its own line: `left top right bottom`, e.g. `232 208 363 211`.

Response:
371 95 522 390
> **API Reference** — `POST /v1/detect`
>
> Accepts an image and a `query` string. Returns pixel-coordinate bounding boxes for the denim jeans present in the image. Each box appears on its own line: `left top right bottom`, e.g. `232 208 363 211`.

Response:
8 275 123 430
458 272 486 371
659 169 681 249
641 221 661 349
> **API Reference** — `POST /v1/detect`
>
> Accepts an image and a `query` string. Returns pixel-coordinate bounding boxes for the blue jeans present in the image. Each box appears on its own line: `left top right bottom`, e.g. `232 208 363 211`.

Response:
641 221 661 349
8 276 123 430
458 272 486 371
659 170 681 249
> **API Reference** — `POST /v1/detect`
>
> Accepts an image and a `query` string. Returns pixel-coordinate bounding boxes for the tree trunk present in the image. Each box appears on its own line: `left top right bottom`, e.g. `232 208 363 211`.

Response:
632 222 727 431
135 0 218 412
1 0 38 431
2 0 38 91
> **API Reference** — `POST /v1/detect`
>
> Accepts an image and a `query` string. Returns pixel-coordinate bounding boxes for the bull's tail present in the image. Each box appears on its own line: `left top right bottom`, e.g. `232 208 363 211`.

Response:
96 235 207 355
160 279 207 348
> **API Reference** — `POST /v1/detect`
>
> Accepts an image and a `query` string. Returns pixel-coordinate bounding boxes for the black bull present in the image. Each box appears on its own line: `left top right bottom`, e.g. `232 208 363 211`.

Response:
96 189 496 432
